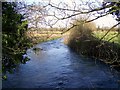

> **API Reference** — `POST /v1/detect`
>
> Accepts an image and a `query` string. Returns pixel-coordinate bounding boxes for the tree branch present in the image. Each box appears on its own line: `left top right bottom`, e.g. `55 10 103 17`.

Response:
48 3 112 14
100 22 120 41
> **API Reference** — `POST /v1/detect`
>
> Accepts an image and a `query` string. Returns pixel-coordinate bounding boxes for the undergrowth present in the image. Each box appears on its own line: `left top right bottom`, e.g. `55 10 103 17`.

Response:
64 18 120 72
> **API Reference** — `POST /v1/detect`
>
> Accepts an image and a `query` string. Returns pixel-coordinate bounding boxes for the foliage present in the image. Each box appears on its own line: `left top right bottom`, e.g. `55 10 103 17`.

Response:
65 18 120 71
2 2 32 75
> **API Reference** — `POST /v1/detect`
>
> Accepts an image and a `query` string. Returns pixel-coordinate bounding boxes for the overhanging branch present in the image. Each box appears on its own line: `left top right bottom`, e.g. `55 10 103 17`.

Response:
100 22 120 41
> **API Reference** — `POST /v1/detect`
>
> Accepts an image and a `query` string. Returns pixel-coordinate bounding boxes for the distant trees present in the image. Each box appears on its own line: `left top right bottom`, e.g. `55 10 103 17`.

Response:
2 2 31 74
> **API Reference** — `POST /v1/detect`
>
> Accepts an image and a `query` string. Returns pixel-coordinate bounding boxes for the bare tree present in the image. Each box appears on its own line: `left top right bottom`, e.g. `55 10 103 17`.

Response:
44 0 120 40
15 1 120 41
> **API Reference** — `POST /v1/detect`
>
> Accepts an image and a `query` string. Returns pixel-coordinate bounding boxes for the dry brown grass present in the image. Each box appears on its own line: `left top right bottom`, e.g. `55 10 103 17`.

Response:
25 30 62 44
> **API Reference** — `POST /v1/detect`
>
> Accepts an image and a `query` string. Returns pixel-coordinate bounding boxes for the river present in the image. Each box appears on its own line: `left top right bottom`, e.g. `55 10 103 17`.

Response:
2 38 120 89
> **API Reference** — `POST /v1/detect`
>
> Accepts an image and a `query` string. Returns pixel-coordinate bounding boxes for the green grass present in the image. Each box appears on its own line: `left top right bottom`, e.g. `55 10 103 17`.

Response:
93 31 120 44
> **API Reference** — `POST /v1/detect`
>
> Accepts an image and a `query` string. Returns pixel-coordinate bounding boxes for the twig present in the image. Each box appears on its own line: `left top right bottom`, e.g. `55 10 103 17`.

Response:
100 22 120 41
108 33 120 42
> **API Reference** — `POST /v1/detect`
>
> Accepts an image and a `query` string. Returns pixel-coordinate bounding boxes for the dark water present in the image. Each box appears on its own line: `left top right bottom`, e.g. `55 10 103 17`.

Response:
3 38 120 89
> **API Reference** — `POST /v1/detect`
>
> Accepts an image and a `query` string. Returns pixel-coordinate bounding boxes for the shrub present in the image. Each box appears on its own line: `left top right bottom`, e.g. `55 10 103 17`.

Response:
66 18 96 48
2 2 32 75
64 18 120 71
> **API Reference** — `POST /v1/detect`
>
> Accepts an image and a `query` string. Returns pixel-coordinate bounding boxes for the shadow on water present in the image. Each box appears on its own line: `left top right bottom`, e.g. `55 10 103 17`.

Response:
3 38 120 88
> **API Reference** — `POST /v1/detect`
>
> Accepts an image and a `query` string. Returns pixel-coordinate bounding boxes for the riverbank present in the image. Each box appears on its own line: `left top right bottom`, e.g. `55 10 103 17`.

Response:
26 28 63 44
64 19 120 72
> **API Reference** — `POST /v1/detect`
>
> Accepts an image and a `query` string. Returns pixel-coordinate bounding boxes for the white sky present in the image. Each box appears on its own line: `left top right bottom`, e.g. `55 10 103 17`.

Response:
93 14 118 28
49 0 118 28
13 0 118 28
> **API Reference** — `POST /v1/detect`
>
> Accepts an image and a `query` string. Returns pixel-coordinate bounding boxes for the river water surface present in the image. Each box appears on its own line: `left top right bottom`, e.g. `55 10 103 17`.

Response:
3 38 120 89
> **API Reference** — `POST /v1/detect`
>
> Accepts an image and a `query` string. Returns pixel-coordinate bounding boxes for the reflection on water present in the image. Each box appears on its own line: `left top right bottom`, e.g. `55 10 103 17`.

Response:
3 38 120 88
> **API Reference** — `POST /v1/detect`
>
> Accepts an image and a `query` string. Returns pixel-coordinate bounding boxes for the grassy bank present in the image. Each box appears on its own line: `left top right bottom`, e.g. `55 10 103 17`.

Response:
26 29 63 44
93 30 120 44
64 19 120 72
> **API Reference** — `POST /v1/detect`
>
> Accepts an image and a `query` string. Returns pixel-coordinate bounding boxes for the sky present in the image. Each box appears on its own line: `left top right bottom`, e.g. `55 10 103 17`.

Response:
93 14 118 28
8 0 118 28
49 0 118 28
